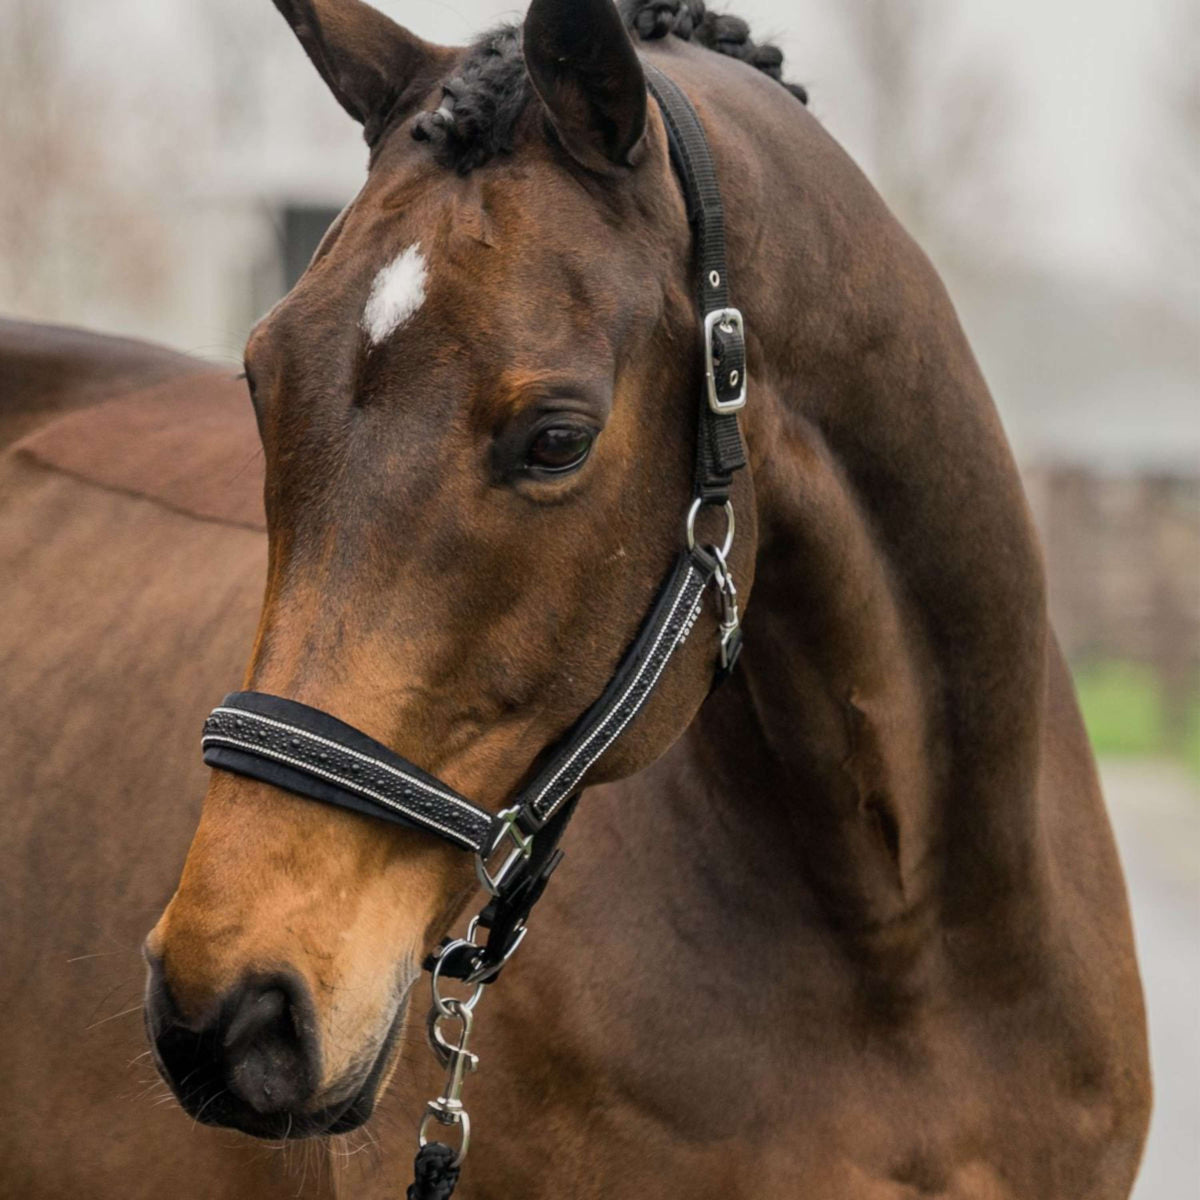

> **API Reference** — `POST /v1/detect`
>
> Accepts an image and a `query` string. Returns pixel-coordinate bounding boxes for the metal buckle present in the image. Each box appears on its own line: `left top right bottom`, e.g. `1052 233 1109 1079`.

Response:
474 806 533 897
703 307 747 414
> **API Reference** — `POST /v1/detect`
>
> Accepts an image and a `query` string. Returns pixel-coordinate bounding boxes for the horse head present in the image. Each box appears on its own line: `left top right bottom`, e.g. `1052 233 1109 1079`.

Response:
144 0 760 1139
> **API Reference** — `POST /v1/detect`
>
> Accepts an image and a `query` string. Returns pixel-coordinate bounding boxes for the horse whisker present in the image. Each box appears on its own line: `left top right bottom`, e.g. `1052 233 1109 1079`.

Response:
84 1003 144 1031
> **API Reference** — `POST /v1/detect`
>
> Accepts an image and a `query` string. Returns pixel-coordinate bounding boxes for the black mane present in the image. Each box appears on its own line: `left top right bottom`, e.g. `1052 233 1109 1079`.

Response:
411 0 808 174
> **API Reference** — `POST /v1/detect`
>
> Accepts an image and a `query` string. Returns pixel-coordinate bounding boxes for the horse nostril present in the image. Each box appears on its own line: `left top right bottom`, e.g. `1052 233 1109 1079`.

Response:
220 978 315 1115
223 986 286 1050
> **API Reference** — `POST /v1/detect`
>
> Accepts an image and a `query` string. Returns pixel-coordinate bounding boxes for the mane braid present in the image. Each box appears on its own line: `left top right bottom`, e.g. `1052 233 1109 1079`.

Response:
411 0 808 174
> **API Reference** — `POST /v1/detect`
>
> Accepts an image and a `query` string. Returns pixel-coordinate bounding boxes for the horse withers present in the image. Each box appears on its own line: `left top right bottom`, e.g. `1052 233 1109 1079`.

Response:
0 0 1149 1196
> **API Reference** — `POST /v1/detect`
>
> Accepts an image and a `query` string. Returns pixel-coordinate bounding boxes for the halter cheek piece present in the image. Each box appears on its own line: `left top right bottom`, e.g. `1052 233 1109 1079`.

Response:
200 65 745 1193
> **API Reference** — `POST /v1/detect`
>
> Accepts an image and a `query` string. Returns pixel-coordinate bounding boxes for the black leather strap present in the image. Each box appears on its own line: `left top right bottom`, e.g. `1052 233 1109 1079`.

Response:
516 548 711 832
202 694 494 852
644 63 748 503
201 547 715 854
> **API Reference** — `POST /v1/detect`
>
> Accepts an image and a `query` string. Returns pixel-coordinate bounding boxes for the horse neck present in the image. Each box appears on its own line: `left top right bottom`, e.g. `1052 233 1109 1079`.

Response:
688 100 1054 984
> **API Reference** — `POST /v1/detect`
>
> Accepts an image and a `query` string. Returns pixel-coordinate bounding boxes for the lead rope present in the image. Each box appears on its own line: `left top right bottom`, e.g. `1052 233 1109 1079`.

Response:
408 1144 461 1200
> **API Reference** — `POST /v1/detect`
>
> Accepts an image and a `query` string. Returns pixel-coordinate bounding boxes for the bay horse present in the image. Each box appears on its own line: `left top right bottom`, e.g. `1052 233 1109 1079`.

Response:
0 0 1150 1196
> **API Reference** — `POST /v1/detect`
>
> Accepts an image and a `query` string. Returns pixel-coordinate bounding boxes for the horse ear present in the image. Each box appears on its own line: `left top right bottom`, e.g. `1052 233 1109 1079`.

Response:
523 0 648 171
272 0 450 141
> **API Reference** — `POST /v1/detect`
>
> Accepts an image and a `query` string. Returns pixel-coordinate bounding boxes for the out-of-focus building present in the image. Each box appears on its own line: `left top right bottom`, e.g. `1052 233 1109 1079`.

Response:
955 269 1199 745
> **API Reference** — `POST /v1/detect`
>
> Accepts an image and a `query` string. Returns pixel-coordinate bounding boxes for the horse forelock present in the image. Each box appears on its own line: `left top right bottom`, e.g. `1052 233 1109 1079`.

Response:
406 0 809 175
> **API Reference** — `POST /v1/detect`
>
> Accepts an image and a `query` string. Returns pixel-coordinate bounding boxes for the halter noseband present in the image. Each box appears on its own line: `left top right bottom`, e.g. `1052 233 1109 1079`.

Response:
199 64 746 1192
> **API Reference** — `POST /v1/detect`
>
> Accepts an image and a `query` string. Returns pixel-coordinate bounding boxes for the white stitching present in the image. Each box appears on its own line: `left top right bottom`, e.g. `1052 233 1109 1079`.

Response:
201 734 486 851
206 563 709 843
208 707 484 821
531 566 705 821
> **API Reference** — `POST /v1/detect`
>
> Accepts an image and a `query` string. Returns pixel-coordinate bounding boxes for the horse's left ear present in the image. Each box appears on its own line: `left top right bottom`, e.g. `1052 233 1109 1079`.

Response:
523 0 648 171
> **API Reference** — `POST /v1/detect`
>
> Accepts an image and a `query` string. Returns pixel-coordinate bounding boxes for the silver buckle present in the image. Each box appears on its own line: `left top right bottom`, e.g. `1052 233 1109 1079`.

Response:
474 806 533 896
703 307 747 414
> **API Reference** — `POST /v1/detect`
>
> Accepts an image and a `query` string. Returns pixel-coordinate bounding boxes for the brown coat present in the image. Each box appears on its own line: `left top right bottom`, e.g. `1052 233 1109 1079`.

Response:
0 1 1150 1195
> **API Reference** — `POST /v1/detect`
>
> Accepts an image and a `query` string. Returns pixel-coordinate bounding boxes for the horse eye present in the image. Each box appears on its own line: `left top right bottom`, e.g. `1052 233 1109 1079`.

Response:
524 423 595 475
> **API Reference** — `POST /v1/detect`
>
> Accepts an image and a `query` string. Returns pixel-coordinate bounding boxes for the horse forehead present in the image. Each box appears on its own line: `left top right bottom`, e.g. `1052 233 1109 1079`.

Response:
362 244 428 346
259 155 646 368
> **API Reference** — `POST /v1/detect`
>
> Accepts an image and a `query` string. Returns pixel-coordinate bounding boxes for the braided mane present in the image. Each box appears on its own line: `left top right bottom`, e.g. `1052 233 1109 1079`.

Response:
411 0 807 173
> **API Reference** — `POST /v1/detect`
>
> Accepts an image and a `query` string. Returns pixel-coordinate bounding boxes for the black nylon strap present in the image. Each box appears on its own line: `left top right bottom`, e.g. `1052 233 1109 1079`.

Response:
644 63 748 502
428 795 579 984
516 548 711 832
202 694 494 852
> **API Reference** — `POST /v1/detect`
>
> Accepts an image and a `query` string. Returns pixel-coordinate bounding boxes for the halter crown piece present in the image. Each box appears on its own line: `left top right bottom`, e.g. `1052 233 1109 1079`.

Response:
200 64 747 1199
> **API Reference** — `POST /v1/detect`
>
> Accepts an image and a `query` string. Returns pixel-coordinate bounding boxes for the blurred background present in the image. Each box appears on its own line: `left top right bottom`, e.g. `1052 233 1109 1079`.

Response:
1 0 1195 1190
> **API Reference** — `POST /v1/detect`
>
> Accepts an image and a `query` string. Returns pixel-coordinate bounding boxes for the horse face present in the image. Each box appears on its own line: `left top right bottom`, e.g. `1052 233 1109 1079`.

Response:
146 0 743 1139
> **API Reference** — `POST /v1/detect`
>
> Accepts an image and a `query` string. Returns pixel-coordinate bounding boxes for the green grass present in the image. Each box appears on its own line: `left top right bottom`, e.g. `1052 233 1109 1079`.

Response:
1072 660 1200 778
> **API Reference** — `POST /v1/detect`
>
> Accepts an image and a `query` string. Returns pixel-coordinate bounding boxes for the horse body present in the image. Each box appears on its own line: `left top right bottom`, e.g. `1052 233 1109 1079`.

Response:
0 2 1148 1196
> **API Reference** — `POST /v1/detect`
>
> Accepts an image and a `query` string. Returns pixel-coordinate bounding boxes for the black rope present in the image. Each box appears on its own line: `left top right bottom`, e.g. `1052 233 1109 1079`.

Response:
407 1142 462 1200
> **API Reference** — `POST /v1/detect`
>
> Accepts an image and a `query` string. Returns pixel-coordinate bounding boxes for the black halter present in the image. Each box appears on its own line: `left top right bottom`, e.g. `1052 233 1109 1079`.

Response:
200 64 746 1190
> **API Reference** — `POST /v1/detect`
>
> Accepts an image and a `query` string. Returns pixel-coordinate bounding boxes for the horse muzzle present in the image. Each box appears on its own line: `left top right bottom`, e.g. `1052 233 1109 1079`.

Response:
143 955 401 1139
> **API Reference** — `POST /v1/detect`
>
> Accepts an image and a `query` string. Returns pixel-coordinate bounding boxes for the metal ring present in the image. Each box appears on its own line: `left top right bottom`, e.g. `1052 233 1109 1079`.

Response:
419 1107 471 1167
686 498 735 560
430 941 487 1017
432 998 474 1042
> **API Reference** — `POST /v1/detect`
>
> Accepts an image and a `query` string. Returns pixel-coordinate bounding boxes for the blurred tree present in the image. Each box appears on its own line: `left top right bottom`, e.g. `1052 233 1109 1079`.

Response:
1143 0 1200 314
202 0 267 146
0 0 171 327
828 0 1015 272
0 0 85 312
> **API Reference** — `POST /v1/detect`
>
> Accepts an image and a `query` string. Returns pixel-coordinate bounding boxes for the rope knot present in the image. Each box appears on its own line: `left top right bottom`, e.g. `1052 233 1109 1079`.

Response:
407 1141 462 1200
